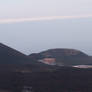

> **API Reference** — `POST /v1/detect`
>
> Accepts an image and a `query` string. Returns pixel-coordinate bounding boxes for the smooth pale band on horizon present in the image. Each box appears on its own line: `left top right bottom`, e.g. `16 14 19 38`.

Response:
0 15 92 24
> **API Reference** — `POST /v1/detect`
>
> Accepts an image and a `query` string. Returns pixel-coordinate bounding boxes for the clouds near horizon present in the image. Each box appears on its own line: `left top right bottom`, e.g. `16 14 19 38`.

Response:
0 15 92 24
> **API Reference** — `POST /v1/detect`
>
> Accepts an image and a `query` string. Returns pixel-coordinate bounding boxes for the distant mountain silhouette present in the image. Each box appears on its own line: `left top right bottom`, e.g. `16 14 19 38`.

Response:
0 43 30 65
0 43 60 72
29 48 92 66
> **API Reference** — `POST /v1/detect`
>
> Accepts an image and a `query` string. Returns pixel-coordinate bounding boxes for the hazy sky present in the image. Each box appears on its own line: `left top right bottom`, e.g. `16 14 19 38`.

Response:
0 0 92 18
0 0 92 55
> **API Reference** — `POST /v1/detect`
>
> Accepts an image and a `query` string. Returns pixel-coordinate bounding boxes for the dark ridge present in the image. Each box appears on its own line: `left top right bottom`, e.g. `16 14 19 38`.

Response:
29 48 92 66
39 48 88 57
0 43 60 72
0 43 30 65
0 43 27 57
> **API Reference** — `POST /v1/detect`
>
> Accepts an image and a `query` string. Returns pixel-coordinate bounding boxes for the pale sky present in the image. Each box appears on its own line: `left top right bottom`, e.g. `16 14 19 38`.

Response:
0 0 92 55
0 0 92 19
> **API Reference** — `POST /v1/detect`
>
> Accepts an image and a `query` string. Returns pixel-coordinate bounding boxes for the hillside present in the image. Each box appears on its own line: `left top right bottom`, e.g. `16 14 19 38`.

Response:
29 48 92 66
0 43 61 72
0 44 92 92
0 43 31 65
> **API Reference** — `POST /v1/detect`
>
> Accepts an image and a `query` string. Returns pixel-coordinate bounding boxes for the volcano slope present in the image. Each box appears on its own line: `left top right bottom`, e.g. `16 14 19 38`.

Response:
29 48 92 66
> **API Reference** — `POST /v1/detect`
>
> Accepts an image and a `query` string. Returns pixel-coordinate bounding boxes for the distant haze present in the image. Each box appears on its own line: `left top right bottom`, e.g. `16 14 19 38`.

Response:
0 0 92 55
0 18 92 55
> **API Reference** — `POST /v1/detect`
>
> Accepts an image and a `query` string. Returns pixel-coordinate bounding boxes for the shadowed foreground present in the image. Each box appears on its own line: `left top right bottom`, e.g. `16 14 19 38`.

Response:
0 67 92 92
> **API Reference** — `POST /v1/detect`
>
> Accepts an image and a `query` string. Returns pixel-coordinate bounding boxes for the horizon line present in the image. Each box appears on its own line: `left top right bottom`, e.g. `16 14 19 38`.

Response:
0 15 92 24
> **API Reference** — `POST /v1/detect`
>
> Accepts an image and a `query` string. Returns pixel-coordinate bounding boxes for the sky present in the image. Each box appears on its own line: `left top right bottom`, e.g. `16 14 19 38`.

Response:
0 0 92 55
0 0 92 19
